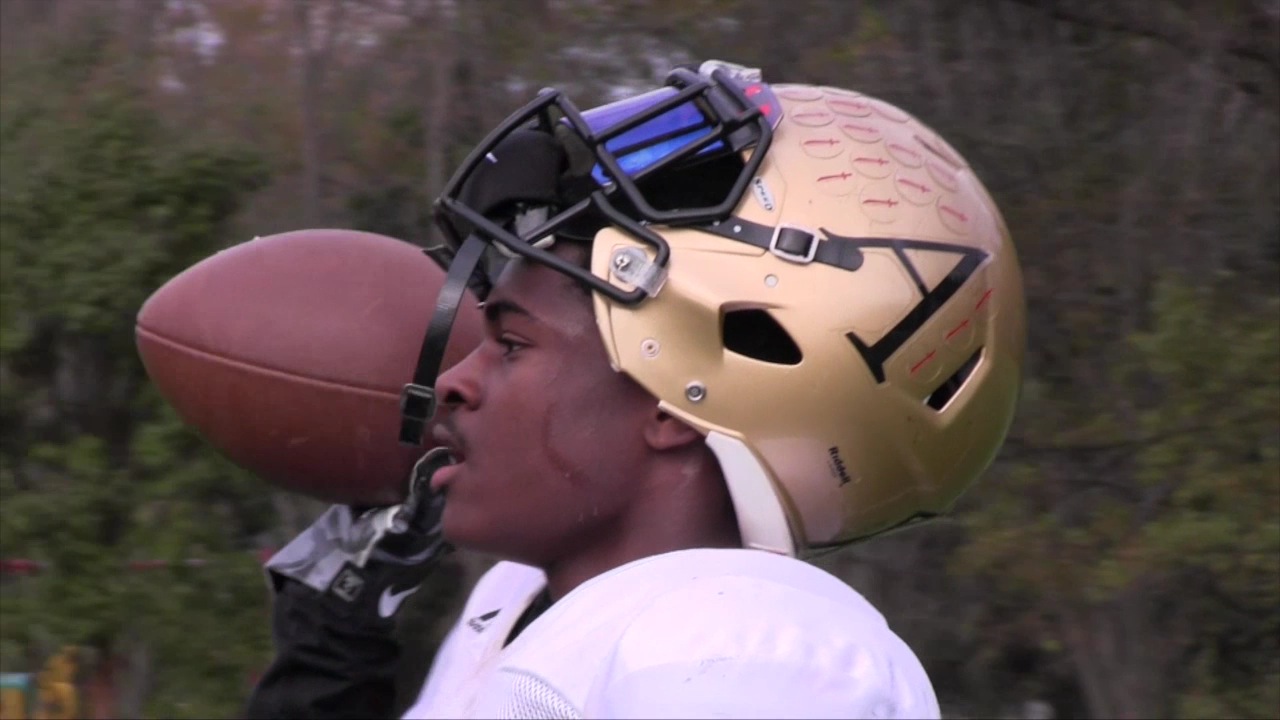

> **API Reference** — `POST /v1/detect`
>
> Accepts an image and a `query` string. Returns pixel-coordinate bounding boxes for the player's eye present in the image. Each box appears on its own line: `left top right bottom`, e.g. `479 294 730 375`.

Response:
496 335 525 357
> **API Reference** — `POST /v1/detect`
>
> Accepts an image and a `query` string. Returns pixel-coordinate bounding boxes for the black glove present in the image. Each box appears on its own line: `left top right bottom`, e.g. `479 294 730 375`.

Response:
246 449 454 719
264 447 454 623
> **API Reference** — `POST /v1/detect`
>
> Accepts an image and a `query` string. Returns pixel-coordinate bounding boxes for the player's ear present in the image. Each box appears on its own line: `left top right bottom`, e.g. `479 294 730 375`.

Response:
643 408 703 451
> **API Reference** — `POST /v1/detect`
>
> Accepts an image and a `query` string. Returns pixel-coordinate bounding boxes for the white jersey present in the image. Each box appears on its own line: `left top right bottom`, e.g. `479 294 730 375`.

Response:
402 548 938 719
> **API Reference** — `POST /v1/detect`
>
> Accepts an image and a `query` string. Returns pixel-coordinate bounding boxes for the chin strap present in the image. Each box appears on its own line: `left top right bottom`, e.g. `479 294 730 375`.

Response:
399 234 489 445
697 216 865 271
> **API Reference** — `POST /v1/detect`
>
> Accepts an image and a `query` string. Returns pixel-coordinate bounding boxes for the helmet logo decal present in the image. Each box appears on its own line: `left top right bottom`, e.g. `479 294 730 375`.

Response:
837 235 988 384
828 446 855 486
751 176 775 212
819 171 855 183
910 350 938 376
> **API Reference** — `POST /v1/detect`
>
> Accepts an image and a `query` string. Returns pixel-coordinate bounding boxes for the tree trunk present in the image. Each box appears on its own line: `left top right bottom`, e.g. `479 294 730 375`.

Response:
420 0 456 245
293 0 346 227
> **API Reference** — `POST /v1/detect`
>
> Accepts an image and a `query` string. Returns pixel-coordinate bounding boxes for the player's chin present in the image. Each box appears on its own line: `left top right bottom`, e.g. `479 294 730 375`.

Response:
439 499 486 549
440 503 519 557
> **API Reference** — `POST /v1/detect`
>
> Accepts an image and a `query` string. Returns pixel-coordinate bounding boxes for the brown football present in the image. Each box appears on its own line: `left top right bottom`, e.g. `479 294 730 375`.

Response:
135 229 483 506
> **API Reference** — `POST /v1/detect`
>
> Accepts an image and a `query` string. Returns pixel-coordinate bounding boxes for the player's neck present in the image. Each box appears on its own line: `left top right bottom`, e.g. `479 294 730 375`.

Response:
541 459 741 602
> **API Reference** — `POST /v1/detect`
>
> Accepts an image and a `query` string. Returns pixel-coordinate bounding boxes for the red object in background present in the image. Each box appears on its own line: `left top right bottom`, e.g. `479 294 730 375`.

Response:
0 559 43 576
134 229 484 507
0 552 277 576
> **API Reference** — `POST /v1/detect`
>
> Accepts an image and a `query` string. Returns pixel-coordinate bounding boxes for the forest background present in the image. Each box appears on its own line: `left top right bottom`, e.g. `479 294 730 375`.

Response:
0 1 1277 718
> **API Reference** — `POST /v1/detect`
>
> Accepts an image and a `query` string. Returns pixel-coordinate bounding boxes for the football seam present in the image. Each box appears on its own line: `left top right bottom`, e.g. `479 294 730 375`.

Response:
136 325 403 399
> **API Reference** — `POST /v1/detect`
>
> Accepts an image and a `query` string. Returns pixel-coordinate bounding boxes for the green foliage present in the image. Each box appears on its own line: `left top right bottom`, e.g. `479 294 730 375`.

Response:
954 274 1280 717
0 43 274 717
1129 280 1280 718
1 95 266 337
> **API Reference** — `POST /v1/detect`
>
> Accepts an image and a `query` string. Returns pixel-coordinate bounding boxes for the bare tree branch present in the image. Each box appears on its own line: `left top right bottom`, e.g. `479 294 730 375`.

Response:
1002 0 1280 95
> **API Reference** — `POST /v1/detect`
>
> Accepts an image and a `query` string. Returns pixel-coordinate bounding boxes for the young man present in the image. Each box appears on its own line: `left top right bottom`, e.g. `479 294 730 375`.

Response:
247 60 1025 719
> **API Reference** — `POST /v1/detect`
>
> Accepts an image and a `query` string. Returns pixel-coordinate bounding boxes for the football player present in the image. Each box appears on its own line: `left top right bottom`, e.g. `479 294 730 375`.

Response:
246 60 1025 719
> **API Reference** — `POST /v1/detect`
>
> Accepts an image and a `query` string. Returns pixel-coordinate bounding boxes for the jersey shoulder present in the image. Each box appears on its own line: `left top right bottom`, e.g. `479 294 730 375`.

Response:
584 549 940 719
408 560 546 718
463 560 546 617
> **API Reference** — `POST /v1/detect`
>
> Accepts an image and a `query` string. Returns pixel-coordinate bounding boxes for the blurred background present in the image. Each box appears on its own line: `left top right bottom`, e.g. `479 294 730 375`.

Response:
0 0 1276 718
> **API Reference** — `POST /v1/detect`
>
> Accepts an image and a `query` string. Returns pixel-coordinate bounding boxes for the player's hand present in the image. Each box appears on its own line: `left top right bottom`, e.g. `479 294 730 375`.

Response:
263 448 454 623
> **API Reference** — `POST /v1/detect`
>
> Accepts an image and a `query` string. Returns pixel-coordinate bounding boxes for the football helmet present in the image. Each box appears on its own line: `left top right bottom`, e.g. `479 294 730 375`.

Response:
401 60 1025 556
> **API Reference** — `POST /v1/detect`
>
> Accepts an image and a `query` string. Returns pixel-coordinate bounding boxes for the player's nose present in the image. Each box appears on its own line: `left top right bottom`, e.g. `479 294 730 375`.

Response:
434 343 483 412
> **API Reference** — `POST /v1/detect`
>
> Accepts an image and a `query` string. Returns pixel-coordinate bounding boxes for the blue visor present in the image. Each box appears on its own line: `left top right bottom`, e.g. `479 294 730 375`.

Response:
578 80 782 186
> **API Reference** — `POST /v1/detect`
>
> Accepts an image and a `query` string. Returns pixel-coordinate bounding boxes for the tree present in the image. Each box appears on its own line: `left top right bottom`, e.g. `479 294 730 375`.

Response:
0 15 275 715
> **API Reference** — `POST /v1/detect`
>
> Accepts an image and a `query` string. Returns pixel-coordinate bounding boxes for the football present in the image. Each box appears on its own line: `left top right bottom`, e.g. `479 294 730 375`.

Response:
135 229 483 506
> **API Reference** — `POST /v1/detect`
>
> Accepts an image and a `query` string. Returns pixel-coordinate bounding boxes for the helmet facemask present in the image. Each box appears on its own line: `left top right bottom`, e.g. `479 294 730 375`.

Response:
397 61 780 447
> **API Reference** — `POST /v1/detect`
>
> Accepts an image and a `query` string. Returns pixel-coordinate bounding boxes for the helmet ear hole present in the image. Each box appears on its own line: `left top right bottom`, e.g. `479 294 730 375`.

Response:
722 309 802 365
925 348 983 411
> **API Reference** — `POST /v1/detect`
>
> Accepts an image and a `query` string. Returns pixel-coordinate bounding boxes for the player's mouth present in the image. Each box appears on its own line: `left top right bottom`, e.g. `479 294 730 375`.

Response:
429 424 468 490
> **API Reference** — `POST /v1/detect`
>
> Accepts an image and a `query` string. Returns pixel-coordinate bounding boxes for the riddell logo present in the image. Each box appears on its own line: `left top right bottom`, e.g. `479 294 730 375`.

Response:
751 177 776 212
828 446 854 486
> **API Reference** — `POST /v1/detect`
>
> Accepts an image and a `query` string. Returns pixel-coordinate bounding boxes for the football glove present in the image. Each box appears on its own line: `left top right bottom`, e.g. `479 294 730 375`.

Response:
264 448 454 622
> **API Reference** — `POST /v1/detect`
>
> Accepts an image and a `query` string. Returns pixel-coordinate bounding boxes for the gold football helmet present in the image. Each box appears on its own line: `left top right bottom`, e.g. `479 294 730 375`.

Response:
406 61 1026 556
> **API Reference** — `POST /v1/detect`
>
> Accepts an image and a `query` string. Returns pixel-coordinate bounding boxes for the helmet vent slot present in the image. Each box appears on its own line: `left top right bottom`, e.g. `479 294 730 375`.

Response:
925 347 982 411
722 309 802 365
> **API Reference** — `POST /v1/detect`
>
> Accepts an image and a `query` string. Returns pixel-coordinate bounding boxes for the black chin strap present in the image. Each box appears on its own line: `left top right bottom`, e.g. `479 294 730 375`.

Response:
698 216 865 271
399 234 489 445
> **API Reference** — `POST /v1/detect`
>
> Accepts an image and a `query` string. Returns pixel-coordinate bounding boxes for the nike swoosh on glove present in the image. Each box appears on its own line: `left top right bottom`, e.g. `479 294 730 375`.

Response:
264 448 454 623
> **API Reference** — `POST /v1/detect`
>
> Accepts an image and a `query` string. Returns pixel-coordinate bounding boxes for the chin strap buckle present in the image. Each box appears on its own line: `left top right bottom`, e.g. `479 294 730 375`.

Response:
769 225 819 264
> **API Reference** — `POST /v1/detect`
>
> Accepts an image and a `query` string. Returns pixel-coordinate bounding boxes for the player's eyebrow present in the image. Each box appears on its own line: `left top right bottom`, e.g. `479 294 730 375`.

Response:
482 298 533 326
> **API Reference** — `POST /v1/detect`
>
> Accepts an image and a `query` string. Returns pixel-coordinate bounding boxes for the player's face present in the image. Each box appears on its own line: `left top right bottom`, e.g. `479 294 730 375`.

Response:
430 245 659 566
